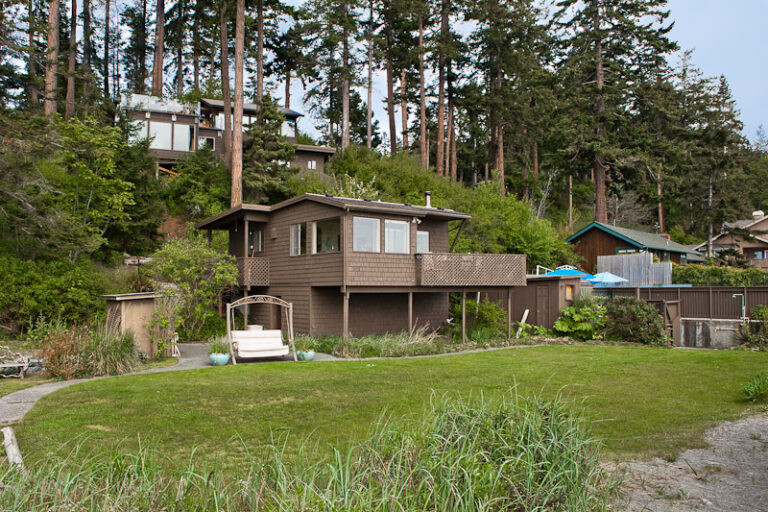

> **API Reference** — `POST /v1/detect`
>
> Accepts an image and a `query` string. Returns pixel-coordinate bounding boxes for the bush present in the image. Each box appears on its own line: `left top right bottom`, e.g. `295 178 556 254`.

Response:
449 297 507 341
0 255 111 336
739 305 768 349
147 236 238 341
208 337 229 354
673 264 768 286
604 297 668 345
553 296 606 341
41 325 139 379
0 392 616 511
741 372 768 402
298 325 445 358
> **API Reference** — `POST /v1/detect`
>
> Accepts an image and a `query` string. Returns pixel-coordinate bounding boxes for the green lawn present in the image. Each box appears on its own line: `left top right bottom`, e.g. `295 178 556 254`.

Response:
16 345 768 471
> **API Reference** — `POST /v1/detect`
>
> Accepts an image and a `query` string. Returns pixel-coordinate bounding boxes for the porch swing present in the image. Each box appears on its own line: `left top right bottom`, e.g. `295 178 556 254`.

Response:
226 295 298 363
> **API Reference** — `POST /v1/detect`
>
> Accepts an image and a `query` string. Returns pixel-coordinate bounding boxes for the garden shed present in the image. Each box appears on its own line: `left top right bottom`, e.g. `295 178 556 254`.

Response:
102 292 161 357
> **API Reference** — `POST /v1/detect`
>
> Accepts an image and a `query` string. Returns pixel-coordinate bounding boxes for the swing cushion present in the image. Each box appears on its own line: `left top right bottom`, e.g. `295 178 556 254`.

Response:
231 329 289 359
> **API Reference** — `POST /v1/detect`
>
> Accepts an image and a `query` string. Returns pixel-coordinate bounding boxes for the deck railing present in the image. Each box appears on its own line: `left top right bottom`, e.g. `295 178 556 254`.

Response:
236 257 270 287
416 253 526 287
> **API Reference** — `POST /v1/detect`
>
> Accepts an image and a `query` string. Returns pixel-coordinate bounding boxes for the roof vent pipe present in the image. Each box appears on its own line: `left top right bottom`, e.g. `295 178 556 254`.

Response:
753 210 765 220
425 191 432 208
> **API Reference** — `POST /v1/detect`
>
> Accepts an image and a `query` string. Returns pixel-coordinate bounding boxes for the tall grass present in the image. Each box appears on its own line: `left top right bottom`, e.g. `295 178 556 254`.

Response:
41 324 139 379
1 391 617 511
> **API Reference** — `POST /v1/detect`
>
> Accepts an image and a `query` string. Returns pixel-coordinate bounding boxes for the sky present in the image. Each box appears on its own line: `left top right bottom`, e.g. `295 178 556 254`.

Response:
281 0 768 144
667 0 768 141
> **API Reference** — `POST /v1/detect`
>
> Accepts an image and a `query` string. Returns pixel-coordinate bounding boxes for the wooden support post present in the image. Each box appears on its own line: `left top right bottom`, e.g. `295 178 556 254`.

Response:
709 287 713 318
2 427 26 474
289 303 297 361
243 290 249 329
507 288 512 340
461 291 466 344
226 303 236 365
343 290 350 343
408 291 413 331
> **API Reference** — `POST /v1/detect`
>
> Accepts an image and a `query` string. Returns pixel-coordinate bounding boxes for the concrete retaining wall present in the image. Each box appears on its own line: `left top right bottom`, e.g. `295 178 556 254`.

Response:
680 318 742 349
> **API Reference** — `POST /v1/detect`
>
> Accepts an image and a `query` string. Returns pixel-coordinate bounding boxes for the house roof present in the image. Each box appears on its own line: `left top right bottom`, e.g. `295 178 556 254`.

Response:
199 98 303 119
296 144 336 154
196 193 471 230
567 222 703 257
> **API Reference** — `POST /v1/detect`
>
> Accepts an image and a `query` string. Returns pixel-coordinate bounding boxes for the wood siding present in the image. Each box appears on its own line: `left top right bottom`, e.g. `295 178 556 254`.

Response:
484 276 581 329
572 228 682 273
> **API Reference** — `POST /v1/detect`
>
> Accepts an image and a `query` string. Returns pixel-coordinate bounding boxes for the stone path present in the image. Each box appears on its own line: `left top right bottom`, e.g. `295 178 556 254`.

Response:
616 415 768 511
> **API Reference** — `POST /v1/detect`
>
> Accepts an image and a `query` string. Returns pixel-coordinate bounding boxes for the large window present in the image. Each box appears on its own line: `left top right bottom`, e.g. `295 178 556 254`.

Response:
149 121 173 150
173 124 194 151
416 231 430 253
353 217 380 252
198 136 215 150
128 120 148 142
385 220 410 254
290 223 306 256
313 218 341 254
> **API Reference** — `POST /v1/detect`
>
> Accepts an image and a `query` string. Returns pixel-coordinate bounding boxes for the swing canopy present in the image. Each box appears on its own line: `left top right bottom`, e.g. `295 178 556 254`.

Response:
226 295 297 363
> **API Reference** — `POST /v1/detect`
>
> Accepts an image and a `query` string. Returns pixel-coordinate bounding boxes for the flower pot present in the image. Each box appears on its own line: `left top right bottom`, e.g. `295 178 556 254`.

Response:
209 353 230 366
296 350 315 361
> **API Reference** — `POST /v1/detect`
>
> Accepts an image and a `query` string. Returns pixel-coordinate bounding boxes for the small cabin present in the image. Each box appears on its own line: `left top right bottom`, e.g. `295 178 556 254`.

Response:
197 193 527 340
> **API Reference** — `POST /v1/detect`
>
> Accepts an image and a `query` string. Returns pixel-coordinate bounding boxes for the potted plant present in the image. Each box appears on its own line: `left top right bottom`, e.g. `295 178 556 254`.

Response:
209 338 231 365
294 337 315 361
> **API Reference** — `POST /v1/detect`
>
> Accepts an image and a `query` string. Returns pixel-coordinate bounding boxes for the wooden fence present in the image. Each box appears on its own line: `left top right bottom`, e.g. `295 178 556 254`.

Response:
597 253 671 285
606 286 768 319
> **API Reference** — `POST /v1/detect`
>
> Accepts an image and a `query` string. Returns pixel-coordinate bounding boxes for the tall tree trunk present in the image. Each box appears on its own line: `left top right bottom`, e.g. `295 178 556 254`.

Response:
175 0 184 96
435 0 447 176
82 0 91 105
366 0 373 149
255 0 264 101
446 61 455 181
385 30 396 154
193 5 200 89
152 0 165 96
492 67 504 190
284 67 291 109
707 174 713 257
27 0 40 102
592 1 607 222
657 166 664 232
220 0 232 169
522 129 530 201
418 9 427 168
400 69 408 152
341 6 351 150
231 0 244 206
65 0 77 120
43 0 59 116
138 0 147 93
103 0 110 96
568 174 573 231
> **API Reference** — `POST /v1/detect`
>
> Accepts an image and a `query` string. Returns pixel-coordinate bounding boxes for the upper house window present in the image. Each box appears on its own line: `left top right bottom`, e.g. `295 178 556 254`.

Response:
149 121 173 150
353 217 380 252
313 218 341 254
173 124 194 152
385 220 410 254
416 231 430 253
249 228 264 255
290 223 306 256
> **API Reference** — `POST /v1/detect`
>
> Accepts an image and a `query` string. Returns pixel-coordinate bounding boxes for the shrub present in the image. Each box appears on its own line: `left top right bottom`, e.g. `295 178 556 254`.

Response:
553 296 606 341
300 325 445 358
673 264 768 286
41 325 138 380
740 305 768 348
0 392 616 511
741 372 768 402
0 255 111 336
604 297 668 345
147 236 238 341
449 297 507 341
209 337 229 354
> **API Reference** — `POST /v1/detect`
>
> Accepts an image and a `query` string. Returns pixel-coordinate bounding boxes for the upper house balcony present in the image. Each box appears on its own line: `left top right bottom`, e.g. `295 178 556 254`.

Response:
416 253 526 287
236 257 270 287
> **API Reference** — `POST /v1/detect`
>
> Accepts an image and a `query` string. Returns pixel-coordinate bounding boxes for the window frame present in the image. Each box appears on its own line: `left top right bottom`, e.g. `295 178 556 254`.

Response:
148 121 173 150
249 228 264 255
289 223 306 256
352 216 381 253
384 219 410 254
312 217 342 255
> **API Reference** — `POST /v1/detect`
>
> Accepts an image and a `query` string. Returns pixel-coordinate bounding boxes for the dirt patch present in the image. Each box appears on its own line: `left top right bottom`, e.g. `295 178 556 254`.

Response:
614 414 768 511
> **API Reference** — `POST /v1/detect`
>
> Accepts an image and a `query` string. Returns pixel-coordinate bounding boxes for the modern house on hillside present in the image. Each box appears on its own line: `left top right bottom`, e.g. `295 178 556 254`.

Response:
196 192 527 340
692 211 768 267
119 93 335 172
567 222 705 273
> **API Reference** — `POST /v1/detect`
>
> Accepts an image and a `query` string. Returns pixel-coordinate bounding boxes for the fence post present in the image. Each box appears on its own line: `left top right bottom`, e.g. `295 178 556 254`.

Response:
709 287 713 318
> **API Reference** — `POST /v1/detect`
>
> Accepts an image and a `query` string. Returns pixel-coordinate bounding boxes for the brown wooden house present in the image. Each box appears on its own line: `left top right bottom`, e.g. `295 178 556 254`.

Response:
567 222 704 273
197 193 526 340
692 211 768 267
120 93 335 172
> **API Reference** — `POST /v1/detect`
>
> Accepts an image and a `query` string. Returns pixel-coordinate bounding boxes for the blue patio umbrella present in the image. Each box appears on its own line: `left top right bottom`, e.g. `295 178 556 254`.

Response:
544 268 594 280
588 272 628 285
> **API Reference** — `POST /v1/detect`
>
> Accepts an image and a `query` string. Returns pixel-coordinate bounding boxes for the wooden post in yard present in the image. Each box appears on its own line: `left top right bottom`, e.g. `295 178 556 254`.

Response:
343 290 350 343
408 291 413 331
289 303 297 361
507 288 512 340
2 427 26 475
461 291 466 343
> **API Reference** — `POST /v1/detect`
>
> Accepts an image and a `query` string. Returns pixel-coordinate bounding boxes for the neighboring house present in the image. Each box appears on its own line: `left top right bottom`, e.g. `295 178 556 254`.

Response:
692 211 768 268
566 222 705 273
196 193 527 340
119 93 335 172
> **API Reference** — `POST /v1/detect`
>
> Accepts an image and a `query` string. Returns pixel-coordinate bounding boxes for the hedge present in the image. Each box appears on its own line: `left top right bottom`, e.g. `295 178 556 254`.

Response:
672 264 768 287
